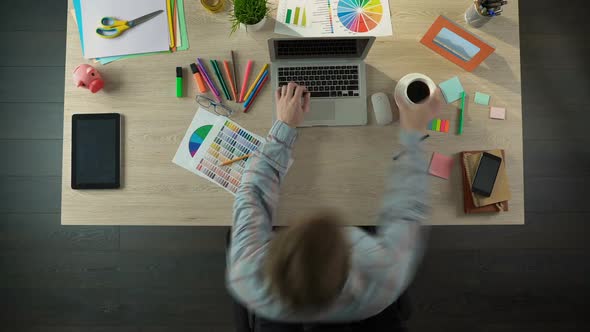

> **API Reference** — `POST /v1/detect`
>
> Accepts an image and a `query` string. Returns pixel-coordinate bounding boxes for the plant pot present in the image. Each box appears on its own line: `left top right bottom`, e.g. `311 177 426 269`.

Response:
243 16 267 32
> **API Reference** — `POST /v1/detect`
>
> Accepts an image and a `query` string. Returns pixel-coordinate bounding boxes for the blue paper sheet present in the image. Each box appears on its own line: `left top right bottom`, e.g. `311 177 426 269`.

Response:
73 0 85 53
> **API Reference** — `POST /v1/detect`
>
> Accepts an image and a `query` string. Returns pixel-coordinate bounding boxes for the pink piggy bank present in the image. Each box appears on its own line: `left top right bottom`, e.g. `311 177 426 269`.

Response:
73 64 104 93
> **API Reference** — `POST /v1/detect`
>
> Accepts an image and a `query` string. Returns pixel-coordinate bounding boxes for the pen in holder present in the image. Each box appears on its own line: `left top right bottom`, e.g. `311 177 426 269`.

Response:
465 2 492 28
466 0 508 28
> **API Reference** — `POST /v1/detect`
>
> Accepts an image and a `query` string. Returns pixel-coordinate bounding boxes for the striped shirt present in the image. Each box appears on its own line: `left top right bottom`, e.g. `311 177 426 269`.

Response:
227 120 429 322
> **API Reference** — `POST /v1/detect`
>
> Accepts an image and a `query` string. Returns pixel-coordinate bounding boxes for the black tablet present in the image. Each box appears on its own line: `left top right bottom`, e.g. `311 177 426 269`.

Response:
71 113 121 189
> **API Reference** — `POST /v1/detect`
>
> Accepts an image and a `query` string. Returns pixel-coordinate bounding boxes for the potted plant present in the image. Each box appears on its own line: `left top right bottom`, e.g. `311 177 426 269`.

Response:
230 0 270 33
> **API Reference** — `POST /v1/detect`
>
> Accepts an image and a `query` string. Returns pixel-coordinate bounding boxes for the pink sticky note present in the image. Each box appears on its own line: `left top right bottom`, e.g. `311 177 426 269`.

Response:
429 152 454 180
490 107 506 120
441 119 450 133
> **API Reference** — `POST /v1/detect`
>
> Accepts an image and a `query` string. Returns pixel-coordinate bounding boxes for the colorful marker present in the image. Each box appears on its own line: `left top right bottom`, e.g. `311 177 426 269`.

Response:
244 64 269 101
211 60 231 100
239 60 254 103
458 91 466 135
196 58 222 103
244 72 269 113
176 67 183 98
244 70 268 107
190 63 207 93
231 51 239 98
223 60 238 101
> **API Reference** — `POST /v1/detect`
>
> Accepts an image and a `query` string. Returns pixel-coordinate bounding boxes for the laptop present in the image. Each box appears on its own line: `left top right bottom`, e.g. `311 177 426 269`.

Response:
268 37 375 127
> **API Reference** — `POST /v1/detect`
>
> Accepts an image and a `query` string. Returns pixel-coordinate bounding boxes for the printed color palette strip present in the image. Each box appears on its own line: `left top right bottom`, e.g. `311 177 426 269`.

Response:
192 119 263 195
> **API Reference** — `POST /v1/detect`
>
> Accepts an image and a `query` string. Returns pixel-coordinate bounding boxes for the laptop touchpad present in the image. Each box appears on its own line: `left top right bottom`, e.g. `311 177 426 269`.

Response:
308 101 336 121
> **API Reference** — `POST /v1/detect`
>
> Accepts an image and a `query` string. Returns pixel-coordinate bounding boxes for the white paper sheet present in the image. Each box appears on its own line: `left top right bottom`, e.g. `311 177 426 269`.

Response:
172 108 219 176
274 0 393 37
80 0 170 59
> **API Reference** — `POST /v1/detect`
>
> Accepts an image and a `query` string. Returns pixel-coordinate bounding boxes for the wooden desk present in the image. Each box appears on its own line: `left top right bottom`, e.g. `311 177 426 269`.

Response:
62 0 523 226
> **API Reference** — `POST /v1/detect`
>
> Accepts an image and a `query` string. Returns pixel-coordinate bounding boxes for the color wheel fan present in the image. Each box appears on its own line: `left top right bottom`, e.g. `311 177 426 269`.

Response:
337 0 383 33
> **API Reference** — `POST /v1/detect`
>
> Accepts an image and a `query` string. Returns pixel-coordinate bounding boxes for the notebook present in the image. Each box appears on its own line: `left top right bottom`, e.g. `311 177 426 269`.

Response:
460 150 510 213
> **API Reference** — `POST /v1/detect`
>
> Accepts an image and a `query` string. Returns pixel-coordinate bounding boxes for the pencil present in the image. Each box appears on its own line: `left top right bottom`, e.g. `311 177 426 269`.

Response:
239 60 253 103
166 0 175 49
243 73 269 113
221 154 251 166
231 51 239 98
171 0 177 51
244 64 269 101
211 60 231 100
223 60 238 101
458 91 466 135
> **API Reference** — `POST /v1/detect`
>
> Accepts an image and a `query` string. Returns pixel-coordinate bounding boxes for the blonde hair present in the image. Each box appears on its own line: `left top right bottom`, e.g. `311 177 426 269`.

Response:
264 214 350 310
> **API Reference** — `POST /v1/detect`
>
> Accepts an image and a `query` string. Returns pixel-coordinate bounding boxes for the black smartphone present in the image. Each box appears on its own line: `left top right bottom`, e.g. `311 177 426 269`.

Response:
71 113 121 189
471 152 502 197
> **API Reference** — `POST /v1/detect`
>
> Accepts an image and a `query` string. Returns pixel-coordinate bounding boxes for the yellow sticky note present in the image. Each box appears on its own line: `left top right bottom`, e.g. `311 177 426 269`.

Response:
435 118 441 132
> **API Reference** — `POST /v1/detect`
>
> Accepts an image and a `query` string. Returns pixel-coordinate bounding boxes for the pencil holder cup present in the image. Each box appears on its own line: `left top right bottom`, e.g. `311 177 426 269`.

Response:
465 4 492 28
394 73 437 109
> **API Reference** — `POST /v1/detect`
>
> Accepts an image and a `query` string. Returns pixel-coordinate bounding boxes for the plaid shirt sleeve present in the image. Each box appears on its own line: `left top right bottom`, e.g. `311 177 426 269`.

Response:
349 130 430 317
226 125 430 322
226 120 297 311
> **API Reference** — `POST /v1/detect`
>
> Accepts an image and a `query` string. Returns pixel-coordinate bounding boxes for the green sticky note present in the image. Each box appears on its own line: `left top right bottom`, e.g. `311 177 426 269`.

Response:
474 92 490 106
439 76 465 103
435 119 441 132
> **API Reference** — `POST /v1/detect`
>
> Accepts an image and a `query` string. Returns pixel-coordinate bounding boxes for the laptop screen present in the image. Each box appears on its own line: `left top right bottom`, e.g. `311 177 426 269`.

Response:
272 38 372 60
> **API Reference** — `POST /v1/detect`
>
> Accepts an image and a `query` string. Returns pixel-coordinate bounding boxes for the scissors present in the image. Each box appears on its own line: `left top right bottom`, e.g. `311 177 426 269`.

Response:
96 9 164 39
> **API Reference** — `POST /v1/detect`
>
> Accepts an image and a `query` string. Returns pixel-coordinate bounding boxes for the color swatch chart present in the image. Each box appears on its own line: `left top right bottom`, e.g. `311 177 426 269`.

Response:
191 118 264 195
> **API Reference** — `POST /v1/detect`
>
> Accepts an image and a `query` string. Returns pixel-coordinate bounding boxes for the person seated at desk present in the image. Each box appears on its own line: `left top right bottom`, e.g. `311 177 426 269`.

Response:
227 82 442 331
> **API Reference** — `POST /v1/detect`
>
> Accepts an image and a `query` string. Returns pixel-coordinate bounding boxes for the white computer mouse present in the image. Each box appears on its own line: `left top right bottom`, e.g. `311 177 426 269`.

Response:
371 92 393 125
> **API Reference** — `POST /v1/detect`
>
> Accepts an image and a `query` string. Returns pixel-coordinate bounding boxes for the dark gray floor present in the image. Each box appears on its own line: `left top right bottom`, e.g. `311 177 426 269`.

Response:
1 0 589 331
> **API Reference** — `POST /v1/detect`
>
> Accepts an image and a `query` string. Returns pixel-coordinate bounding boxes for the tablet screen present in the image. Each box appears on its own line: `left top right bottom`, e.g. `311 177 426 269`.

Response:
72 114 120 189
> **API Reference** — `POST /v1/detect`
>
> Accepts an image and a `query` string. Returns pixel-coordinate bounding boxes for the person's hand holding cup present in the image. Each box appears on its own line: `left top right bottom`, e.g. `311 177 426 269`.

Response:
395 88 443 133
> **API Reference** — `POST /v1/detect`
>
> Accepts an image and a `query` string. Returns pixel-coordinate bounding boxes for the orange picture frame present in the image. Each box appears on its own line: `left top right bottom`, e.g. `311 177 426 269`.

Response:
420 16 495 72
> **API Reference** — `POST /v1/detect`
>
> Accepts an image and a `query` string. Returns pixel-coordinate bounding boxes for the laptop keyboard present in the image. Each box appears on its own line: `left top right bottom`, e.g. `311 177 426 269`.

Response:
277 65 360 98
276 39 359 57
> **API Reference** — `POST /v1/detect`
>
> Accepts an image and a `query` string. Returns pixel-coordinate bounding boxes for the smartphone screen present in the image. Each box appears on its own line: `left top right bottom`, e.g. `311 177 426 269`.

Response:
472 152 501 197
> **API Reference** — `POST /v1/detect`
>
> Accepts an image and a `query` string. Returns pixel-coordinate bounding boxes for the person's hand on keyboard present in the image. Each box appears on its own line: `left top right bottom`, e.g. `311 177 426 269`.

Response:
275 82 310 128
396 88 443 133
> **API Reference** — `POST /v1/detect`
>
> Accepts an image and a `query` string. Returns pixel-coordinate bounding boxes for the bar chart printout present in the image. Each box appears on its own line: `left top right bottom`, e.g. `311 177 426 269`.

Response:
281 0 308 27
275 0 392 37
